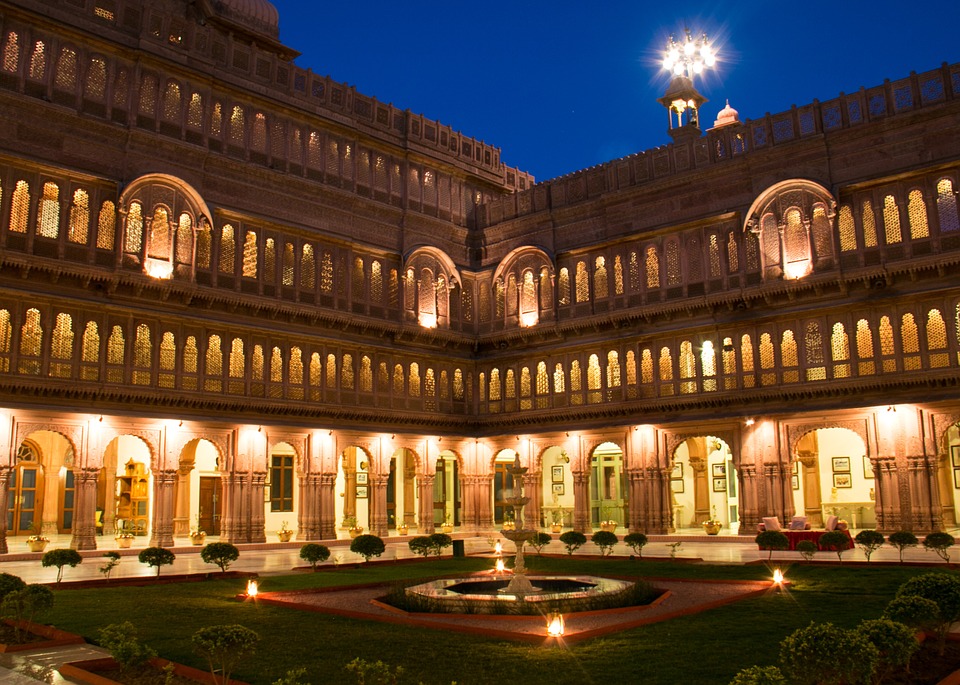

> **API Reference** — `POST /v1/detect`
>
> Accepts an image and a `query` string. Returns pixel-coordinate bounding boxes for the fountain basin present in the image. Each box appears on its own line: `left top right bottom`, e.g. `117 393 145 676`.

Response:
403 575 635 610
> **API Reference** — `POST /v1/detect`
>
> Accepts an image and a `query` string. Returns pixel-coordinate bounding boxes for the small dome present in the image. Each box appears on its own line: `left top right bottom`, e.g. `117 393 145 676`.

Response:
216 0 280 39
713 100 740 128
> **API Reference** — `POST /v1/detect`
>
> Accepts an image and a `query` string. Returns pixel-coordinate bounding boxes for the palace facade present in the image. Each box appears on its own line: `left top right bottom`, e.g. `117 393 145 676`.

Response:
0 0 959 552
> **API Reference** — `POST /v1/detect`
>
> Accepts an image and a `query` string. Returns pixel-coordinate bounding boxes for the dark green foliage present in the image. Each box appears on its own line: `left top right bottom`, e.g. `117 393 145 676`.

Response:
138 547 175 576
528 532 551 555
1 584 54 642
298 543 330 570
857 618 919 682
854 530 885 562
882 595 940 633
591 530 618 556
99 621 157 673
427 533 453 557
41 548 83 584
887 531 918 562
795 540 817 562
623 532 649 557
350 534 386 562
558 530 587 555
755 531 789 560
895 572 960 653
200 542 240 573
192 624 259 685
0 573 26 602
344 657 403 685
407 536 433 558
779 621 878 685
728 665 786 685
818 530 852 562
922 532 955 562
99 552 121 579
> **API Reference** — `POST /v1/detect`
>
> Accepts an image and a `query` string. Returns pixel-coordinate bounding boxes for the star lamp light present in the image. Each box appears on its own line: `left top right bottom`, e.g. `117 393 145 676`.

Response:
661 30 716 79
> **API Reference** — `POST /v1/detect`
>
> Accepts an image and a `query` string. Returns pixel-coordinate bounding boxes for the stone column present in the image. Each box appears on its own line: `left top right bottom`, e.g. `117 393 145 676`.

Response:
297 473 319 540
417 473 435 534
907 455 941 532
654 467 672 534
523 473 540 530
318 473 337 539
479 474 495 530
370 473 389 536
459 475 477 531
219 473 240 543
737 464 759 534
249 472 267 543
763 462 790 521
874 457 899 530
172 465 191 537
70 468 99 551
572 471 590 532
0 466 11 554
149 469 176 548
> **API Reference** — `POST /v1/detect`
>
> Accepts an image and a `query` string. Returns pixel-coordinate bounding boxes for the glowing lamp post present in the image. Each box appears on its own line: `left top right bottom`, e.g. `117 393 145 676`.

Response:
772 568 784 587
657 30 717 142
546 611 565 638
246 579 259 598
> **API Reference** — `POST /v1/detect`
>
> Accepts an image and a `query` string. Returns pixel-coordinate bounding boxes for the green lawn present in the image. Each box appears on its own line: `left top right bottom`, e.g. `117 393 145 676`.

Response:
43 557 946 685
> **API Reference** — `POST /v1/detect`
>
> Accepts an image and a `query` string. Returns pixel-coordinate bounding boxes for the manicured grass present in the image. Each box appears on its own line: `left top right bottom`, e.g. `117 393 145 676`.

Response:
44 557 950 685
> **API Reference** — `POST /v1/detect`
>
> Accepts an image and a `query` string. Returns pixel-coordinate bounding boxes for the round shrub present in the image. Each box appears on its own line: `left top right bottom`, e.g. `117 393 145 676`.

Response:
428 532 453 557
755 530 789 560
853 529 885 562
591 530 618 556
895 572 960 652
200 542 239 573
558 530 587 555
857 618 919 681
349 534 385 562
41 548 83 584
408 536 433 558
728 665 786 685
192 624 259 685
779 621 878 685
0 573 26 602
818 530 852 562
138 547 175 576
882 595 940 633
528 532 551 555
99 621 156 674
887 531 918 562
922 532 955 562
623 532 649 558
299 543 330 570
795 540 817 562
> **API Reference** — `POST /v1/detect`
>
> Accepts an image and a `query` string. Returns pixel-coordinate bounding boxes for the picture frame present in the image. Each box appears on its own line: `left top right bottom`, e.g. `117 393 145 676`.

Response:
552 483 564 495
792 461 799 475
670 479 684 494
356 485 368 499
833 473 852 488
712 477 726 492
356 472 368 485
551 465 564 483
671 462 683 479
711 463 725 477
832 456 850 473
952 445 960 468
954 468 960 489
791 474 800 490
862 456 874 480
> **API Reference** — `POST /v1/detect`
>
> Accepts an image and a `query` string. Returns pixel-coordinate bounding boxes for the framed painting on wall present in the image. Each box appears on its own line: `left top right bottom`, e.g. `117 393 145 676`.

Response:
356 485 368 499
833 473 852 488
832 457 850 473
792 474 800 490
712 478 726 492
552 466 564 483
711 463 725 477
952 445 960 468
862 456 874 479
671 462 683 479
552 483 564 495
356 472 368 485
670 479 684 493
954 468 960 489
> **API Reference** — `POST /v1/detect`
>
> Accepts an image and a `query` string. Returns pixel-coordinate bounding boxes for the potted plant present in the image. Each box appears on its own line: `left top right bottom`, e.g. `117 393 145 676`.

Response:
189 517 206 546
277 521 293 542
702 507 722 535
441 512 454 534
501 510 514 531
115 531 135 549
550 508 567 533
26 521 49 553
395 517 409 536
599 504 618 532
344 516 363 538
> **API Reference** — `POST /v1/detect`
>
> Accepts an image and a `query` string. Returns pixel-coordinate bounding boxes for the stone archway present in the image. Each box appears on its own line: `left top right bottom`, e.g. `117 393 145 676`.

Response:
669 436 736 532
792 427 872 530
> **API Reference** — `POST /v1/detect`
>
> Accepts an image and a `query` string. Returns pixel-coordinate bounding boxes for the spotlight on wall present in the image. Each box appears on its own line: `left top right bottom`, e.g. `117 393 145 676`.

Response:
178 420 183 428
887 405 897 413
258 425 263 433
98 415 103 423
744 418 755 426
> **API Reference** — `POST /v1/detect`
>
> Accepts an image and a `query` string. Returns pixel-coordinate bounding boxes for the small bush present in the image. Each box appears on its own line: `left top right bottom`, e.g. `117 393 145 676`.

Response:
0 573 26 602
755 531 789 560
882 595 940 633
1 585 54 642
558 531 587 555
887 531 918 562
41 548 83 584
200 542 240 573
591 530 618 556
350 534 385 562
854 529 885 562
344 657 403 685
408 536 433 558
728 665 786 685
922 532 955 563
192 624 259 685
779 621 878 685
138 547 175 576
99 552 121 579
428 533 453 557
857 618 919 682
299 543 330 570
795 540 817 562
99 621 157 674
818 531 852 563
623 532 649 558
528 532 551 555
895 572 960 654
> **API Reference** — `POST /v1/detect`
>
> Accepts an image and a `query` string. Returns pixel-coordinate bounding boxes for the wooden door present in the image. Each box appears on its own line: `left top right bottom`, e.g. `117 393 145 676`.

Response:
493 461 514 523
7 465 43 535
198 477 221 535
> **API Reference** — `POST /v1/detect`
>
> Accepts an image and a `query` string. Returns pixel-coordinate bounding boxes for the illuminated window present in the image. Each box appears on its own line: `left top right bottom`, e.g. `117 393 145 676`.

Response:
907 189 929 239
613 255 624 295
553 363 565 394
879 316 896 372
861 200 878 248
68 189 89 244
342 354 355 390
371 261 383 303
453 368 464 400
125 201 143 253
289 347 303 397
641 349 653 386
251 113 266 152
282 243 294 286
927 309 949 368
838 205 856 251
708 235 721 277
187 93 203 128
195 224 211 268
856 319 875 376
96 201 115 250
37 182 60 239
49 313 73 378
701 341 716 391
645 247 660 289
80 322 99 380
300 245 315 289
360 355 372 392
882 195 902 244
593 257 608 299
536 362 549 395
665 241 681 286
132 323 151 385
17 309 42 375
28 41 46 80
326 354 337 389
759 333 775 386
557 267 570 305
505 369 516 399
658 347 673 396
219 225 235 274
831 323 850 378
679 341 696 394
321 252 334 293
55 47 77 90
204 335 222 392
159 332 176 388
606 351 621 388
86 57 106 100
162 82 181 121
147 206 170 260
575 261 589 303
804 322 826 381
229 105 244 144
937 179 959 232
722 338 736 390
242 231 258 278
251 345 264 383
2 32 19 73
210 101 222 137
106 325 124 383
628 251 640 290
263 239 275 282
228 338 244 387
520 367 531 409
353 257 364 297
781 330 798 384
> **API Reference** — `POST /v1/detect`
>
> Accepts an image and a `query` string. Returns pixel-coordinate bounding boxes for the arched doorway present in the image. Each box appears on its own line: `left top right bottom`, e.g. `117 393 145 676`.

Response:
337 446 370 533
7 441 44 537
540 445 571 529
939 424 960 528
670 436 736 532
7 431 75 538
493 449 517 524
793 427 873 529
175 439 222 537
98 435 152 537
434 450 459 528
265 441 297 536
388 448 417 532
590 442 626 528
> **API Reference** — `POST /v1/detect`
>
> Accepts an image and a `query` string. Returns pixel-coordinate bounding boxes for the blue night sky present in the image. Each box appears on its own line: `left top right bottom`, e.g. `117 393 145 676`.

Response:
269 1 960 182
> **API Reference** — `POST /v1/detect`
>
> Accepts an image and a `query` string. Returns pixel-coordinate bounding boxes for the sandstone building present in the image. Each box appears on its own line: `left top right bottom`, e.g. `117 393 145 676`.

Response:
0 0 958 552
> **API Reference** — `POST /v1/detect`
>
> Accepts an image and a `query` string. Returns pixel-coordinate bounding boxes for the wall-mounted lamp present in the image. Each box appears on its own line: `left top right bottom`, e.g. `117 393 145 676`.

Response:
328 430 333 436
98 415 103 423
258 425 262 433
178 420 183 428
887 405 897 413
391 434 395 440
565 432 570 438
744 418 755 426
360 461 368 471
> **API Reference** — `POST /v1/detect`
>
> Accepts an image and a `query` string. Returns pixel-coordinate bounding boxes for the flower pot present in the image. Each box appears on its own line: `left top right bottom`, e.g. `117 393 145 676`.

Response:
26 538 48 553
550 524 563 533
502 521 515 531
600 522 617 533
189 533 206 546
348 526 363 538
702 521 722 535
396 524 409 535
441 524 453 534
115 536 133 549
277 530 293 543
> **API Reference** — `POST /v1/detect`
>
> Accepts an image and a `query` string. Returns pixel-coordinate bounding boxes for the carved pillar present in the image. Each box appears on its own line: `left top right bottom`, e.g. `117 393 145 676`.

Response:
0 466 12 554
219 473 240 543
149 469 176 548
172 465 191 537
403 459 417 526
737 464 759 534
370 473 389 536
459 475 477 531
798 454 822 527
523 473 540 529
873 457 897 531
418 473 435 534
572 471 590 532
249 472 267 543
480 474 495 529
690 458 709 525
907 455 940 532
70 468 99 551
297 473 319 540
318 473 337 539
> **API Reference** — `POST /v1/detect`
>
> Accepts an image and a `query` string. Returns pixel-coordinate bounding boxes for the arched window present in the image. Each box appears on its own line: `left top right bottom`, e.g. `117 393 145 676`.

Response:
831 322 850 378
861 200 878 247
570 360 582 404
300 245 315 289
519 271 537 326
229 105 244 145
10 180 30 234
28 41 46 80
281 243 294 286
242 231 258 278
606 351 621 389
701 341 716 391
520 367 531 409
907 189 929 239
804 322 825 381
721 337 736 390
759 333 775 386
679 341 696 394
392 363 404 395
2 32 19 73
838 205 857 251
125 201 143 253
879 316 896 373
204 335 222 392
80 321 99 381
489 368 501 401
936 179 959 232
360 355 372 392
613 255 624 295
593 257 608 299
132 323 151 385
37 182 60 239
54 47 77 90
641 349 653 387
574 261 589 303
97 201 116 250
252 113 267 153
882 195 902 244
49 313 73 378
927 308 948 368
106 325 124 383
505 368 516 400
658 347 673 396
228 338 245 383
219 225 235 274
371 261 383 303
645 246 660 289
326 354 337 389
68 189 89 244
553 363 565 394
86 57 106 100
782 208 809 278
740 334 755 388
18 308 42 375
665 241 681 286
147 206 170 260
856 319 875 376
159 331 177 388
162 82 181 121
781 330 799 382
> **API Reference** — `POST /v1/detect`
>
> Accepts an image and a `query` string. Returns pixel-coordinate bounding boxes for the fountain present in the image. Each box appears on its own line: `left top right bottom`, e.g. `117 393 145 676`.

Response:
500 454 536 596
